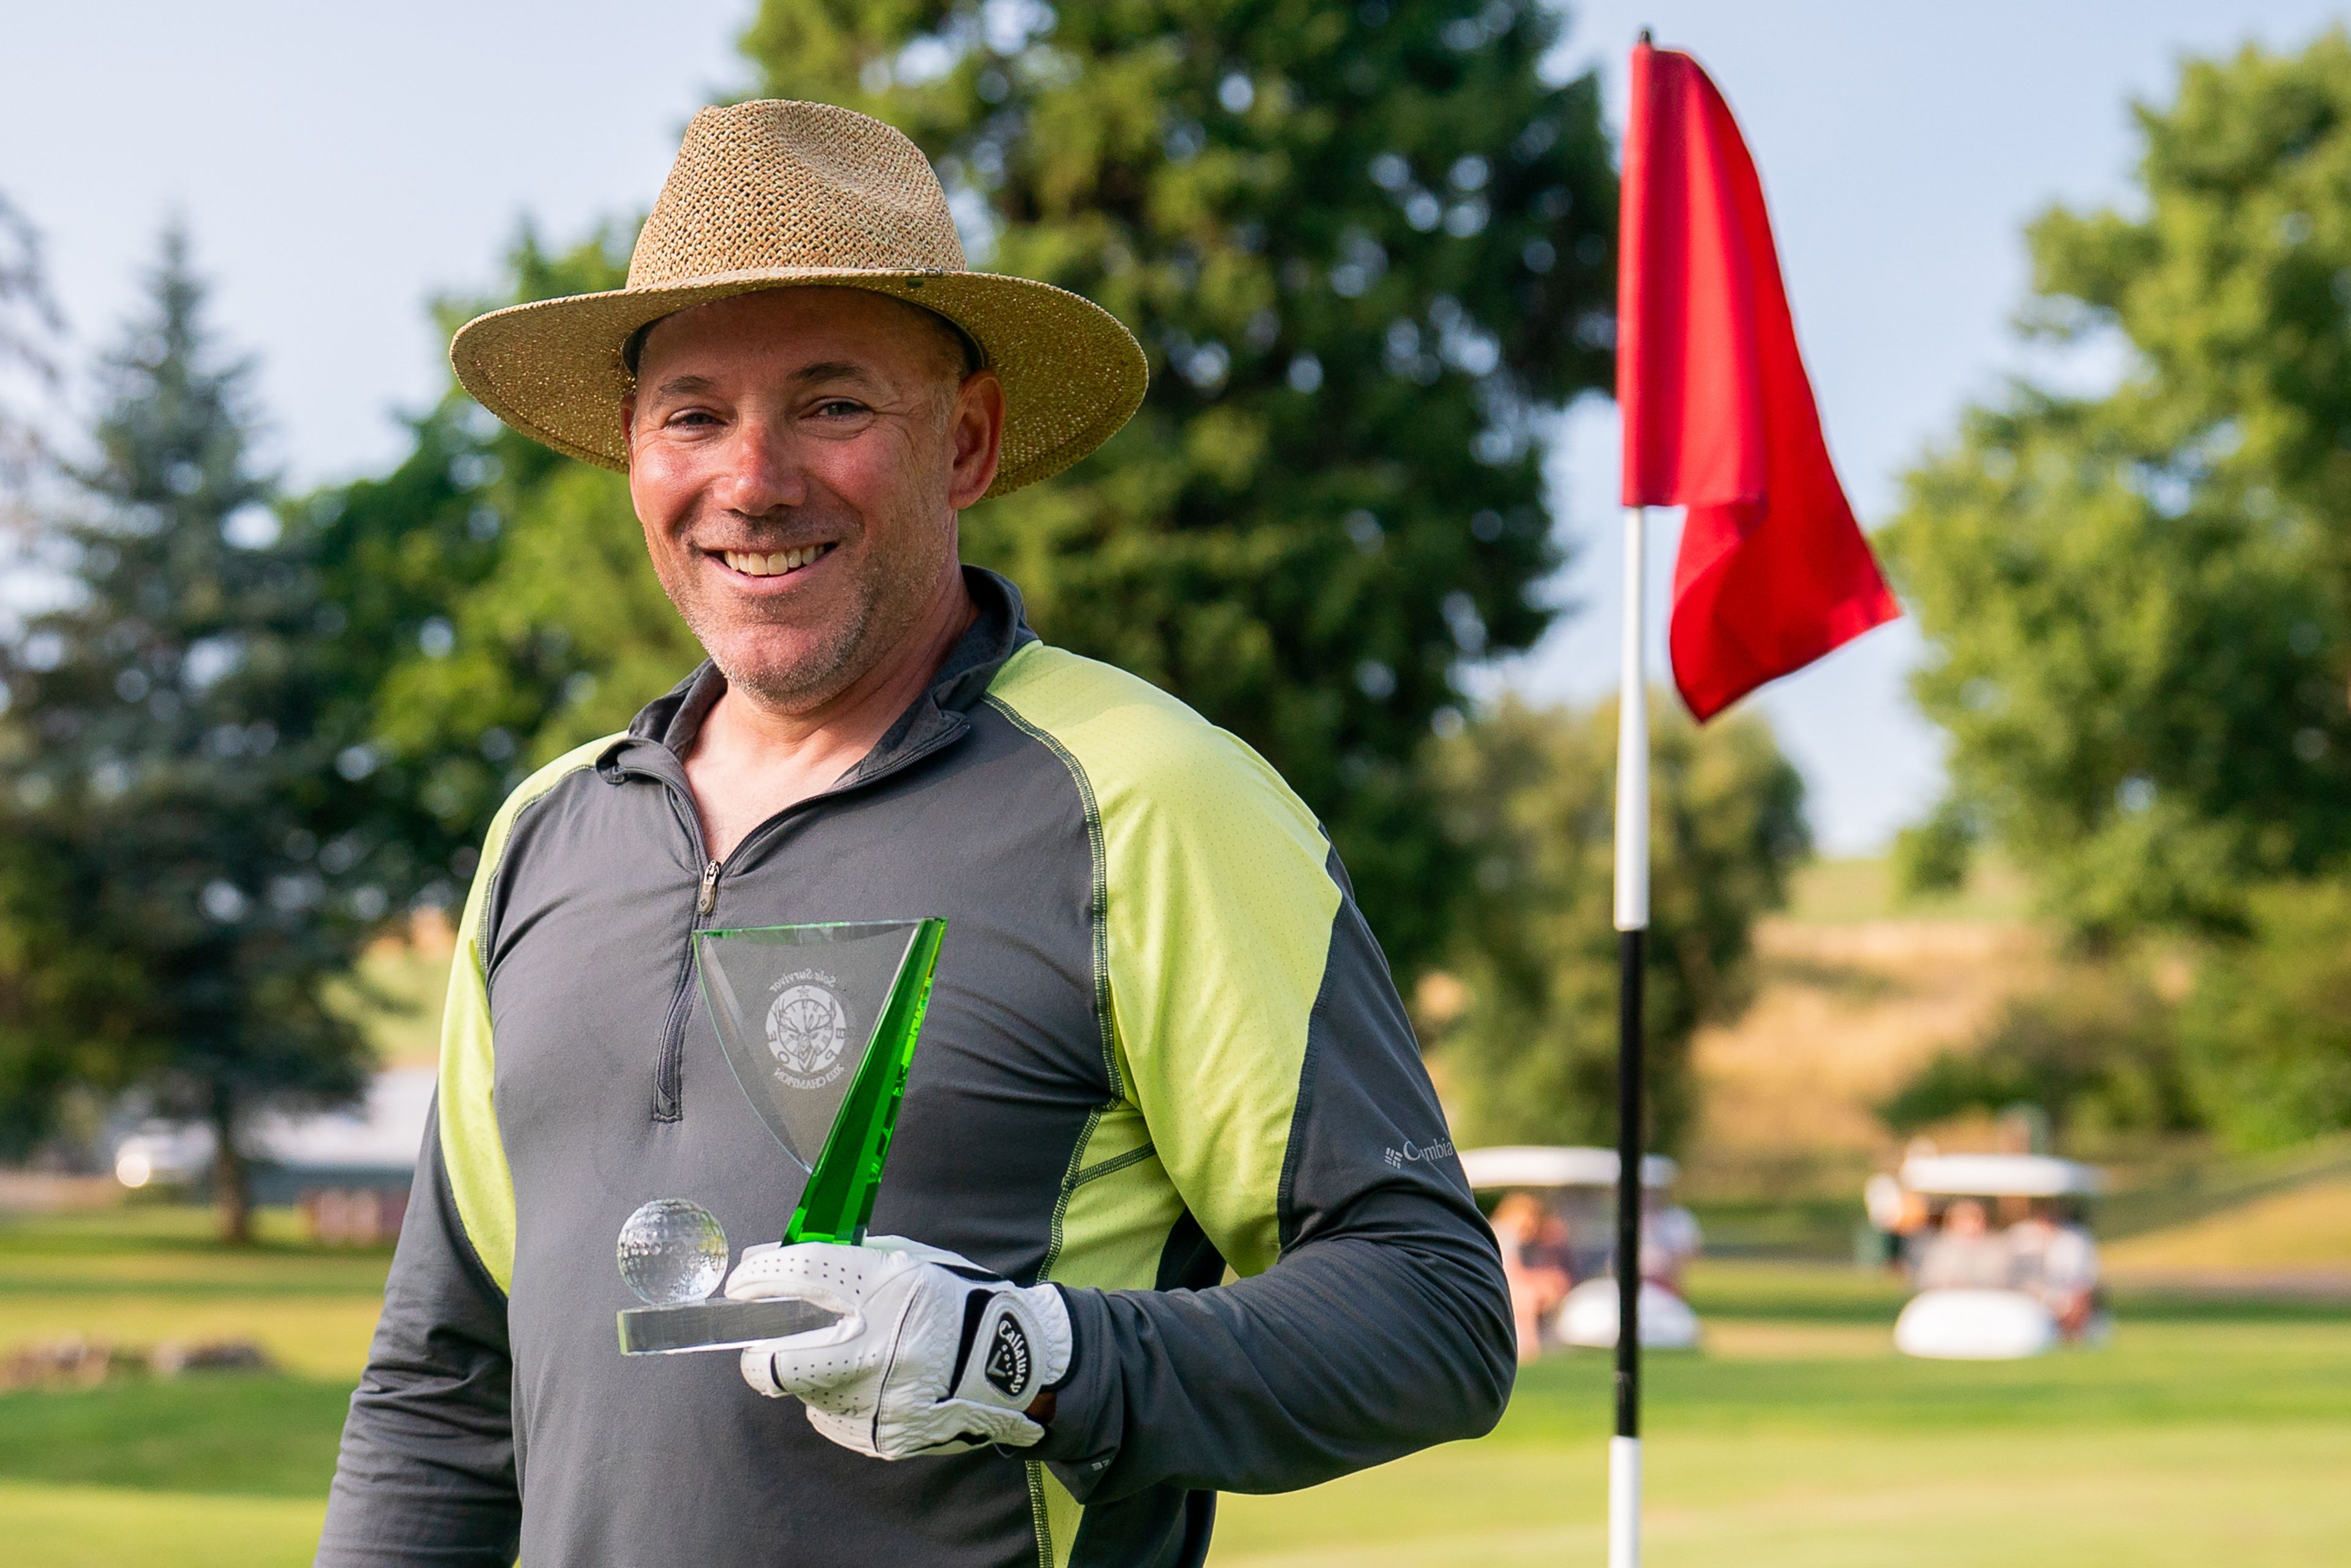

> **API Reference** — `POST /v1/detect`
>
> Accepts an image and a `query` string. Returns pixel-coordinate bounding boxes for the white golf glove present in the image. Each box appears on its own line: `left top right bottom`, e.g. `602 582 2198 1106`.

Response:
727 1236 1072 1461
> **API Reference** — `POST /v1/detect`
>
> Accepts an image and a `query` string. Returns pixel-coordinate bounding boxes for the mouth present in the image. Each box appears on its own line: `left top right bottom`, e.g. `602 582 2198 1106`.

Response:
710 542 836 581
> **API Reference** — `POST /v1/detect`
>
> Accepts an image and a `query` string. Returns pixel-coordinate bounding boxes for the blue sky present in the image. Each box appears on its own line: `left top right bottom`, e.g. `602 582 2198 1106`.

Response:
5 1 2345 850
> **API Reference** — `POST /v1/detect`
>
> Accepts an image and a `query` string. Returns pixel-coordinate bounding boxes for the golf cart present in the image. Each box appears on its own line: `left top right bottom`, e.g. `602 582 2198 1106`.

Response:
1875 1152 2106 1360
1460 1144 1702 1351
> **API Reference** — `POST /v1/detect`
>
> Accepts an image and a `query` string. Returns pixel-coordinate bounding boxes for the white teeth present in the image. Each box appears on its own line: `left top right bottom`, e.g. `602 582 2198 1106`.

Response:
721 545 828 577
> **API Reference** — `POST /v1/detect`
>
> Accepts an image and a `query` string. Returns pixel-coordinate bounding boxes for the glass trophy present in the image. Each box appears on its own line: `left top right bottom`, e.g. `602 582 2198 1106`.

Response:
616 917 946 1356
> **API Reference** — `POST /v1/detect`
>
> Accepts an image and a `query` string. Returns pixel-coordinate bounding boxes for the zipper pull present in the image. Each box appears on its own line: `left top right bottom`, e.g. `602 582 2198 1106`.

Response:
697 858 720 916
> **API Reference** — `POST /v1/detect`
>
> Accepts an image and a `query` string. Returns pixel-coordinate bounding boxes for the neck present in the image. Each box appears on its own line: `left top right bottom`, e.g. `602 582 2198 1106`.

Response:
680 565 978 862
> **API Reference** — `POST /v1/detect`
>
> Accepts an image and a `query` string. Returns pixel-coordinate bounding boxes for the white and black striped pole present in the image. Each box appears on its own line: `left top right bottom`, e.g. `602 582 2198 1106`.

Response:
1610 503 1650 1568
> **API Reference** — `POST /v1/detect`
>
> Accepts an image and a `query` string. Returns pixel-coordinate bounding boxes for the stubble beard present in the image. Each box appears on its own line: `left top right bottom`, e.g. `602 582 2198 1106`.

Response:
662 514 949 719
664 558 875 718
713 597 876 715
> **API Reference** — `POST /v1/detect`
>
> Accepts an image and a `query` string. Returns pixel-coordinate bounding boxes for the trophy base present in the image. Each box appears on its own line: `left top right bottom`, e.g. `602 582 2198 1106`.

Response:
617 1298 840 1355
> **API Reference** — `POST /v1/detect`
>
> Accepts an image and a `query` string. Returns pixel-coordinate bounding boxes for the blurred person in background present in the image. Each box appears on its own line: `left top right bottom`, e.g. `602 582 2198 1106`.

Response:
1491 1191 1572 1360
1916 1199 2011 1291
2009 1201 2102 1337
1862 1172 1930 1272
1639 1187 1703 1296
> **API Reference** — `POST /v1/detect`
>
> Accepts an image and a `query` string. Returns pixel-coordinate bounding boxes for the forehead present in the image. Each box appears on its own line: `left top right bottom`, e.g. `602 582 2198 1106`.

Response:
634 287 943 384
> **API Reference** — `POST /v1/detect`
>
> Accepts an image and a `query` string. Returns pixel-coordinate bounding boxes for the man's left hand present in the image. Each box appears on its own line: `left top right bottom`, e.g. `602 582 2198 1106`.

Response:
727 1237 1072 1460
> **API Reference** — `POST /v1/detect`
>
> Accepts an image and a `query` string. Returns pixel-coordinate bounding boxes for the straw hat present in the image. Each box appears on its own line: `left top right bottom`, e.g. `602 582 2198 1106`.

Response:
449 100 1147 498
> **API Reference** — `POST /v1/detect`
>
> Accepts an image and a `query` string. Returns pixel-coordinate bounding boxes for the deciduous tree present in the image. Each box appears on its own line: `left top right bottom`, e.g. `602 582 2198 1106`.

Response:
302 227 686 888
1882 33 2351 942
1424 695 1806 1151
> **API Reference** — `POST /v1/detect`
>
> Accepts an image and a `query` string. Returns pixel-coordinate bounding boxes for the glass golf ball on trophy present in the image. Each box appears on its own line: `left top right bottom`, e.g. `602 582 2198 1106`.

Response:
614 918 945 1357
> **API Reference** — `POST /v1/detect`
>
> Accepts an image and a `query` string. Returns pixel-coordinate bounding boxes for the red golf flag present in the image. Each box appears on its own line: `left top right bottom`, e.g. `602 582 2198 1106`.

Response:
1618 42 1897 721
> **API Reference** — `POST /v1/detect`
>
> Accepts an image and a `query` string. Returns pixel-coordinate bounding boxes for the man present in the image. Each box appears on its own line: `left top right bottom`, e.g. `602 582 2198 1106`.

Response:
318 101 1512 1568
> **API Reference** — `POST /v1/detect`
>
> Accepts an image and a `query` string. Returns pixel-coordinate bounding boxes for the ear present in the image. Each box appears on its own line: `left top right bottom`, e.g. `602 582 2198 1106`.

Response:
946 370 1006 509
620 393 638 462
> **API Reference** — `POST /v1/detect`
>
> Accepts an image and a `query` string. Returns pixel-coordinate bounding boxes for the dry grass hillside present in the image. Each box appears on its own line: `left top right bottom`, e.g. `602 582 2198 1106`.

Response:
1682 858 2044 1199
1682 859 2351 1286
2104 1175 2351 1278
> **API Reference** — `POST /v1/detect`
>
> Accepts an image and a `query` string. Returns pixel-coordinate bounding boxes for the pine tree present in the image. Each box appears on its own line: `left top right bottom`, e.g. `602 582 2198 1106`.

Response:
0 231 380 1239
0 190 60 492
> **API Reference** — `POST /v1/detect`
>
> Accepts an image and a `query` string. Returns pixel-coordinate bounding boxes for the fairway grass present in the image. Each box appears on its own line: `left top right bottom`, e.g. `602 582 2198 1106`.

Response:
0 1206 390 1378
1208 1311 2351 1566
2 1482 327 1568
2 1210 2345 1565
1210 1424 2351 1567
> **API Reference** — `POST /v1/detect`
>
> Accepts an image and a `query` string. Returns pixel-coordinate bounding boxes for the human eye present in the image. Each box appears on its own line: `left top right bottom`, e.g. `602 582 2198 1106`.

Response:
804 396 877 436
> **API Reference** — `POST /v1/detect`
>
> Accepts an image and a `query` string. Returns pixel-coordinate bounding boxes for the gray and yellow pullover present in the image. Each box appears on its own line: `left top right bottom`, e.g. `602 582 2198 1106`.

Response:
317 569 1512 1568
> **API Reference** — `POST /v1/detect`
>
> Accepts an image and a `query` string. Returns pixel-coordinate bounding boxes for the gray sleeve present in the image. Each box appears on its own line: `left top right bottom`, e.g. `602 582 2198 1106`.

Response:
316 1101 522 1566
1033 887 1517 1503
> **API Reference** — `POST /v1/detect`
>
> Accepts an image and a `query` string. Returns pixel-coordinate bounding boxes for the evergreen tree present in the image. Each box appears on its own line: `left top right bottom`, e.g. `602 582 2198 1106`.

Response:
0 233 381 1237
0 190 59 492
722 0 1620 975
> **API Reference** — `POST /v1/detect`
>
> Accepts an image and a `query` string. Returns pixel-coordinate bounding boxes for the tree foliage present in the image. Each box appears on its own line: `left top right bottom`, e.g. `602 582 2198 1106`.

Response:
0 236 386 1234
2178 880 2351 1150
1424 696 1807 1152
1881 33 2351 942
730 0 1618 973
302 225 695 889
1879 962 2196 1143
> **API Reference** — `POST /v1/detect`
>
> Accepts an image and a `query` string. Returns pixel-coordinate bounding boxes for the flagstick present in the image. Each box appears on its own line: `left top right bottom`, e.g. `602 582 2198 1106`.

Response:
1610 505 1650 1568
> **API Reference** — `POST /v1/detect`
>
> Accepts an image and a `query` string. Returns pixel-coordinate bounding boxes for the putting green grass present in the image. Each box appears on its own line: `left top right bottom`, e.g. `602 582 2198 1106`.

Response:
1 1211 2345 1566
0 1482 326 1568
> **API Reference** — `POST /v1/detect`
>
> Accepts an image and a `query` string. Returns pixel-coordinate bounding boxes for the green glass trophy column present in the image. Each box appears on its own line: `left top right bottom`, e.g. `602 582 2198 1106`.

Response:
615 917 945 1356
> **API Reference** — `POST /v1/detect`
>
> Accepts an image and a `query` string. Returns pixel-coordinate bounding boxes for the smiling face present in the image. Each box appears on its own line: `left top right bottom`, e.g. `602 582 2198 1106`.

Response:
623 287 1001 715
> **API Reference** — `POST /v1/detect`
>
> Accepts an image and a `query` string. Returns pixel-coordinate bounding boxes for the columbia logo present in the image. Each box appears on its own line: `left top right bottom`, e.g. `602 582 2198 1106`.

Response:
1384 1136 1457 1171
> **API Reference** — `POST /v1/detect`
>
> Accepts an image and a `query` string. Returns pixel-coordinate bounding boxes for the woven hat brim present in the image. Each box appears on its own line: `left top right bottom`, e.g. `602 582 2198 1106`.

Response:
448 269 1146 499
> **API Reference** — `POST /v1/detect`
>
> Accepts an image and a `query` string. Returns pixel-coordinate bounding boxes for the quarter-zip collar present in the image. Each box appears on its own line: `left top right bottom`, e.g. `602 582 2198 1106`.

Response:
598 565 1036 788
593 567 1038 1125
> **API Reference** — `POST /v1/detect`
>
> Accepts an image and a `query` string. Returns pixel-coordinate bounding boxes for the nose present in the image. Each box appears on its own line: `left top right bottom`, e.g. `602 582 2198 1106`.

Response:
713 413 809 516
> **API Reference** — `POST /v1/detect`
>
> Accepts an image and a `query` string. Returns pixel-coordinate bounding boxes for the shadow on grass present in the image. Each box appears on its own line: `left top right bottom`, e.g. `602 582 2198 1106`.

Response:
2107 1288 2351 1322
